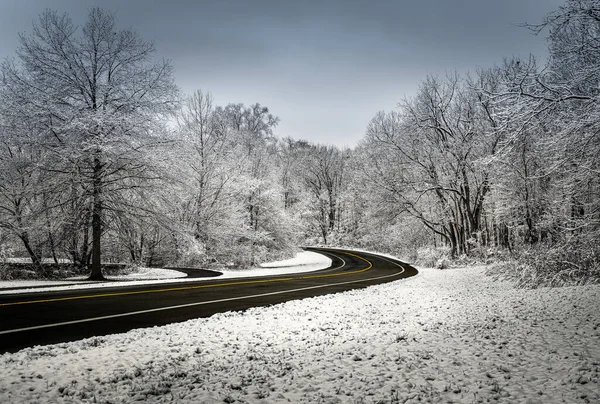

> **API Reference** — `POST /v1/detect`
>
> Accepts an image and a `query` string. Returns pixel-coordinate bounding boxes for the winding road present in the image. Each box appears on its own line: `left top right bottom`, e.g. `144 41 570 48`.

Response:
0 248 417 353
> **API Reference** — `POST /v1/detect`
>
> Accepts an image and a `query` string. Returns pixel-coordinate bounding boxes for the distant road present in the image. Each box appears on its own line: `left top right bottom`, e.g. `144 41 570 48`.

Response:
0 248 417 353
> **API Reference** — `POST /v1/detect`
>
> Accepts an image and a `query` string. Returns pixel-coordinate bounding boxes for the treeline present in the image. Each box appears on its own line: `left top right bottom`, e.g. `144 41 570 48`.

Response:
360 0 600 283
0 4 354 278
1 2 599 284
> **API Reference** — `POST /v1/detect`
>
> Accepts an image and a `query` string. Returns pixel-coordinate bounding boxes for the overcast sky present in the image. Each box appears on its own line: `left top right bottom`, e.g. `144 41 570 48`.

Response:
0 0 565 147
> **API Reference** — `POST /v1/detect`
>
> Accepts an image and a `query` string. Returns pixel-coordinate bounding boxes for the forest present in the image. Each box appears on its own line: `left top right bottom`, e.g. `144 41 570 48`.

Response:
0 1 598 285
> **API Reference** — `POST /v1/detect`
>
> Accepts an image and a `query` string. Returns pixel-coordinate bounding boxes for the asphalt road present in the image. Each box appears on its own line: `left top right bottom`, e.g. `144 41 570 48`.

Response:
0 248 417 353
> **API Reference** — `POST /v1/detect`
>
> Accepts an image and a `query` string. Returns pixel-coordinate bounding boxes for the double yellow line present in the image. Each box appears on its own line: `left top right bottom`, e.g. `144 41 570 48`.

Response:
0 250 372 308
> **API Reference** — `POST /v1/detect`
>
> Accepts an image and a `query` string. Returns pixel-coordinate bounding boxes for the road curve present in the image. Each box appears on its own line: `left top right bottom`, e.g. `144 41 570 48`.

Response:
0 248 417 353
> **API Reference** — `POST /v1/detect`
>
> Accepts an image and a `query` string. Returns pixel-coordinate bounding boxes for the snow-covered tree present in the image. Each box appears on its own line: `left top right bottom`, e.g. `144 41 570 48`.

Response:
302 145 349 244
1 8 178 278
171 94 299 267
0 105 46 271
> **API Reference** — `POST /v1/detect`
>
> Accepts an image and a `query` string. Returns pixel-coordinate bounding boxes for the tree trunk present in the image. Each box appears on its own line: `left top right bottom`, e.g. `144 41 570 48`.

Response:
43 196 59 264
89 153 104 280
80 210 91 267
48 231 58 265
129 246 137 263
19 231 46 275
447 224 458 257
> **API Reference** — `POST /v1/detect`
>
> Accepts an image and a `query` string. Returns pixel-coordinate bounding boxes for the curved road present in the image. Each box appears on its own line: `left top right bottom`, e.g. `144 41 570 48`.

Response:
0 248 417 353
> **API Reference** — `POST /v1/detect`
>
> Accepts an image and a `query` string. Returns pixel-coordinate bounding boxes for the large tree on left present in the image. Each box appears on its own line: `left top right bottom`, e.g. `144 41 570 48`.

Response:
1 8 178 279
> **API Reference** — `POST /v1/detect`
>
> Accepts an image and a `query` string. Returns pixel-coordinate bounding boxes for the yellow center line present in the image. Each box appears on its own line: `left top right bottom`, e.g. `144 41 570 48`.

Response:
0 250 372 307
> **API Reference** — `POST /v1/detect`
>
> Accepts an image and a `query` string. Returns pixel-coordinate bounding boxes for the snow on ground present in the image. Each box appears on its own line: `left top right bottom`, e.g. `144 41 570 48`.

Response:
259 251 334 268
106 267 189 281
1 263 599 403
3 258 73 264
0 251 332 295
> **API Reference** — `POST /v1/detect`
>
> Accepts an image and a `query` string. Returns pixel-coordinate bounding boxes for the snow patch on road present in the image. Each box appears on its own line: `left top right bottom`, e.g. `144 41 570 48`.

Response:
1 263 598 403
0 251 332 294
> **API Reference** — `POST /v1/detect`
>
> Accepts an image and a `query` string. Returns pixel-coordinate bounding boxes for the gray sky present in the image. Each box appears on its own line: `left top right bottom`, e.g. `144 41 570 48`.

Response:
0 0 564 147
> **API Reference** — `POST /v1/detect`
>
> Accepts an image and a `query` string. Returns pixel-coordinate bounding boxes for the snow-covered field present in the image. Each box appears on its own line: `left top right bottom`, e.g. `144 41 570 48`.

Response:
1 264 599 403
0 251 332 294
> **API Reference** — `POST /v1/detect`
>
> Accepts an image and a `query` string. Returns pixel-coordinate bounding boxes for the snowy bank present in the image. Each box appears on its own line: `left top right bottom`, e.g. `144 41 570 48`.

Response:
0 251 332 295
1 263 599 403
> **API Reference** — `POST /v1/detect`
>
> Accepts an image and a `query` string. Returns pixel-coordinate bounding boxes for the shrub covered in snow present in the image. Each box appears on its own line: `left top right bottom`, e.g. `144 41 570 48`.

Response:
488 236 600 288
415 246 451 268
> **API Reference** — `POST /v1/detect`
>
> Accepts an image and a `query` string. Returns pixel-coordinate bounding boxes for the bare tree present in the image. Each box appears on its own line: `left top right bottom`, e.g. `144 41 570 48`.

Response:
362 72 502 257
303 145 348 244
0 112 46 272
174 90 250 264
2 8 178 279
